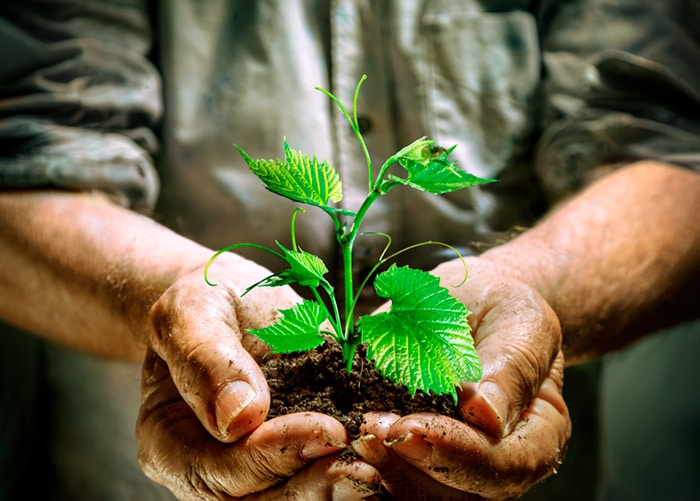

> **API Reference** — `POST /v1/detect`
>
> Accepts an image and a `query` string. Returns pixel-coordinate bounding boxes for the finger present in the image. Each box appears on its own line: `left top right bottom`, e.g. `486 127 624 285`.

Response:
352 412 397 467
148 271 290 442
355 413 483 500
455 271 562 437
138 350 351 498
240 455 383 500
384 360 570 498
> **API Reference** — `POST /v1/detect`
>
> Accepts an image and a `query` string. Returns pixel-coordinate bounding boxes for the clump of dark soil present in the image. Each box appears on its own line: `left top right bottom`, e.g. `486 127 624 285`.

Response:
260 340 461 438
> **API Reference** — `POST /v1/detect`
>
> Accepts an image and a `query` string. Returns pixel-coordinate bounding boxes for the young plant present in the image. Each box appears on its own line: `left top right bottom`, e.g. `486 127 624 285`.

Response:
205 75 496 403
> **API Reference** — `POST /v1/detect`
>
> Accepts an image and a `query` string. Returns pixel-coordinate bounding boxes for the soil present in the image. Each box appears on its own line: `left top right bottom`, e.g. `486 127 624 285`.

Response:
260 339 461 438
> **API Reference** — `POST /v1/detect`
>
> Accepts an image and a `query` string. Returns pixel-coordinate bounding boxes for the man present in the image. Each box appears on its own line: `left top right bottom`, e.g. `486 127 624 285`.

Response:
1 0 698 498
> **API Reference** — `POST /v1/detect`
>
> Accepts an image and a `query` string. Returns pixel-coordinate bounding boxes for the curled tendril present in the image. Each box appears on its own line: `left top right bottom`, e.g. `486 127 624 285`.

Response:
290 207 306 251
348 232 469 318
203 243 284 286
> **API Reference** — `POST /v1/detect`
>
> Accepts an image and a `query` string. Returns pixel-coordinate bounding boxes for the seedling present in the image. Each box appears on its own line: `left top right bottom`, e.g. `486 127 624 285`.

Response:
205 76 495 403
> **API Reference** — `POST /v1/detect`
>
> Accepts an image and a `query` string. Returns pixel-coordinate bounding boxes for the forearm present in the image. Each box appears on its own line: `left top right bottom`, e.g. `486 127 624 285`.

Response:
0 190 213 359
481 161 700 364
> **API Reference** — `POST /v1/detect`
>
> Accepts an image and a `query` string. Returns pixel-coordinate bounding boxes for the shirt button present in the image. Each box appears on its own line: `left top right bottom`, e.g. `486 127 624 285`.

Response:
356 115 372 134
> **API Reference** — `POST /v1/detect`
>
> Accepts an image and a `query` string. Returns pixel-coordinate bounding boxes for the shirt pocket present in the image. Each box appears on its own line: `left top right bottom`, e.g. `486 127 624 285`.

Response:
420 10 540 180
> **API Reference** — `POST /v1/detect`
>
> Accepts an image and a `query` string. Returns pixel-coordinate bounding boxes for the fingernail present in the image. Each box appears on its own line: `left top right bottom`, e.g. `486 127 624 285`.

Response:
332 478 372 500
386 432 432 462
215 381 256 437
300 434 346 460
351 434 389 466
477 381 510 434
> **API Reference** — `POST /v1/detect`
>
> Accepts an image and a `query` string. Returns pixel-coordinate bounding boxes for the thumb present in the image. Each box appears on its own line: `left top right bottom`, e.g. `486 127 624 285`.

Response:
459 279 562 437
147 275 272 442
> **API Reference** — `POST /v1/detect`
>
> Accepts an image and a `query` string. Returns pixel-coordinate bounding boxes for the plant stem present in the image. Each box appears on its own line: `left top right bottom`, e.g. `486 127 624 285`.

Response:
311 285 343 344
317 76 374 191
343 338 361 373
337 187 383 370
317 76 385 371
350 76 374 191
340 237 357 370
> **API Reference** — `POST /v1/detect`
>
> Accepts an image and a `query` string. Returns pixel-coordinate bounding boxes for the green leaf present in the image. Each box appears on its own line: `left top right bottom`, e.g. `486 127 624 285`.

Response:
391 136 436 161
358 265 482 402
249 300 327 354
262 242 328 288
386 138 496 195
279 243 329 287
236 140 343 207
241 244 328 295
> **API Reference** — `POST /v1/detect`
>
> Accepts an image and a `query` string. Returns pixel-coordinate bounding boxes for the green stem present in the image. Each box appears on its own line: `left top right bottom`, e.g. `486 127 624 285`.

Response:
321 206 344 237
317 76 374 191
311 284 343 344
373 157 401 195
343 337 361 373
350 240 469 309
204 243 284 286
346 190 381 246
341 238 356 347
337 191 384 370
289 208 306 251
351 75 374 191
316 75 383 371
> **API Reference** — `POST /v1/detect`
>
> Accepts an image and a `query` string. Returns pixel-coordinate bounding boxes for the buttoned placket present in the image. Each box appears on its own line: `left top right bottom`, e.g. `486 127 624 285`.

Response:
329 0 403 314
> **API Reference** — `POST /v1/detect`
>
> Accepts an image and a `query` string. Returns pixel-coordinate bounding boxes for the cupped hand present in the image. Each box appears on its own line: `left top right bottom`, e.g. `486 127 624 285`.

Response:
136 253 366 497
138 349 381 499
358 257 571 499
240 454 384 500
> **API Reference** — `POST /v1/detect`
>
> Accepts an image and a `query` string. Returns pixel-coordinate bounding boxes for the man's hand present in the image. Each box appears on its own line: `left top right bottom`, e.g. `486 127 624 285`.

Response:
138 351 381 499
234 455 383 500
136 256 384 498
358 258 570 499
355 162 700 498
0 190 382 498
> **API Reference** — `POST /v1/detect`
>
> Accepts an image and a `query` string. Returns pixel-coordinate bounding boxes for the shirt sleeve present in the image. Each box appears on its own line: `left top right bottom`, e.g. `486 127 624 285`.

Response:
0 1 162 212
534 0 700 200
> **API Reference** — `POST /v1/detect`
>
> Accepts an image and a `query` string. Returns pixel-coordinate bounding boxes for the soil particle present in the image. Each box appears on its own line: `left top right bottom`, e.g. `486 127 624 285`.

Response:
261 341 461 437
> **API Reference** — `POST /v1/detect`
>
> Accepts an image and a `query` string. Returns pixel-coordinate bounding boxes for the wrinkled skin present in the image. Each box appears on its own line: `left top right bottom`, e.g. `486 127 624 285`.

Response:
3 163 697 499
356 259 570 499
353 162 700 498
137 260 384 499
0 190 383 498
134 241 569 499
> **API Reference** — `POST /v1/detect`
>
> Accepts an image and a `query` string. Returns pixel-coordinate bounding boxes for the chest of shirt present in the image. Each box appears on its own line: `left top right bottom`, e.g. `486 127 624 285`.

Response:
156 0 542 273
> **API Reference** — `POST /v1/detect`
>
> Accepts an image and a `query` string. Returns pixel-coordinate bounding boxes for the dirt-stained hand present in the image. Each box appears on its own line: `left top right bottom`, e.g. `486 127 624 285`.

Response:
136 253 368 498
358 257 570 499
239 454 384 500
